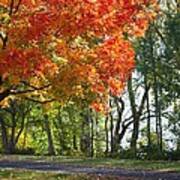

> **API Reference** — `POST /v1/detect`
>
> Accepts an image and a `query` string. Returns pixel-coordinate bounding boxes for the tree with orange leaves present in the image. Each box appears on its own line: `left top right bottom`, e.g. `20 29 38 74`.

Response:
0 0 158 111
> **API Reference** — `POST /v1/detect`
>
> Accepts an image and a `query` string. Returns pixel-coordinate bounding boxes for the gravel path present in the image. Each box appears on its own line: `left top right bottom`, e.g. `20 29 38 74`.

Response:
0 160 180 180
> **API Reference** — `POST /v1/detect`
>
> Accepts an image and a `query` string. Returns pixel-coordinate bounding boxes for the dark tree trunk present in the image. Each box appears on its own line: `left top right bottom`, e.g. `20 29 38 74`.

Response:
73 135 78 150
0 117 9 153
109 98 114 155
128 77 150 157
128 78 138 157
150 31 163 155
105 116 109 155
154 73 160 152
0 100 29 154
145 74 152 159
110 113 114 155
80 112 91 156
90 114 94 157
44 114 55 155
159 87 163 152
56 113 65 154
119 119 133 144
112 97 124 152
152 49 162 155
94 113 99 157
23 122 28 149
8 111 16 154
146 93 152 157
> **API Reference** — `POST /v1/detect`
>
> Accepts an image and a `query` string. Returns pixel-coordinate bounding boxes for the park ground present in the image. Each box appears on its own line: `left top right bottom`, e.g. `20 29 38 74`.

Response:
0 155 180 179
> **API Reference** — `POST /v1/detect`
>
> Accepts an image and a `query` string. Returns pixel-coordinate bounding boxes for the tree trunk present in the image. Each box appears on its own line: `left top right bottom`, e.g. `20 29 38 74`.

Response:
90 114 94 157
56 113 65 155
113 97 124 152
0 117 9 153
44 114 55 155
73 135 78 150
110 113 114 155
128 77 150 158
150 32 162 156
109 98 114 155
152 52 162 155
159 86 163 152
94 112 100 157
80 112 91 156
128 77 138 157
119 119 133 145
9 112 16 154
145 74 152 159
105 116 109 155
23 123 28 149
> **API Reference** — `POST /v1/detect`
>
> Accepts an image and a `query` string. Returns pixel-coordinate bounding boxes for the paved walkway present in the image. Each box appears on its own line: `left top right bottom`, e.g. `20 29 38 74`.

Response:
0 160 180 180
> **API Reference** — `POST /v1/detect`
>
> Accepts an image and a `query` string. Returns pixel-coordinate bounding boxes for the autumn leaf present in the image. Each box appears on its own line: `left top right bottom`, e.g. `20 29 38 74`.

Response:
0 0 158 111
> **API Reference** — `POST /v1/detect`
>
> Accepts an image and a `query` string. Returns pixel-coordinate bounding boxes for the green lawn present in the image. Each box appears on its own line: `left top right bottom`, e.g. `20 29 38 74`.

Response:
0 155 180 172
0 169 62 180
0 169 113 180
0 169 125 180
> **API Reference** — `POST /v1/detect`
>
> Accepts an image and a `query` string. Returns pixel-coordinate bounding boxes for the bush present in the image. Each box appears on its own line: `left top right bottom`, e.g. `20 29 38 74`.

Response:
119 149 136 159
137 145 167 160
14 147 35 155
166 150 180 161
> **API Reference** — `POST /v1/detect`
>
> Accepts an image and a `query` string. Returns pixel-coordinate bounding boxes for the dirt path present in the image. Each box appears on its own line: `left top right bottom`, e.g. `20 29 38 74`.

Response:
0 160 180 180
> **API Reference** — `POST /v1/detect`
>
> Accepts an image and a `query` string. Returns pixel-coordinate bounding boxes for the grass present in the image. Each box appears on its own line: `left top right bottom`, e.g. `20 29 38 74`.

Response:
0 169 61 180
0 155 180 172
0 169 127 180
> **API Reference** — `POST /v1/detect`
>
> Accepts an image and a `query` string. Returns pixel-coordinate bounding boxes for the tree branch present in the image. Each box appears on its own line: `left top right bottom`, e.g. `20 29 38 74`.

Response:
25 97 55 104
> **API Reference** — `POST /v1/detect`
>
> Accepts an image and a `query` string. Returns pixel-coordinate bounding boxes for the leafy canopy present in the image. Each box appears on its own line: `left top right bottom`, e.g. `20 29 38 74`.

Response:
0 0 158 111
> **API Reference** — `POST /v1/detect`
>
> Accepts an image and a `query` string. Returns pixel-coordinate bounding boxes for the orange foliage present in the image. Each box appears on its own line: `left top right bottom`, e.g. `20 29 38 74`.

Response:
0 0 158 111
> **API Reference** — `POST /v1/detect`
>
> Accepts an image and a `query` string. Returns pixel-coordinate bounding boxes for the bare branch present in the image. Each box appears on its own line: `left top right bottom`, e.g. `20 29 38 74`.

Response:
25 97 55 104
